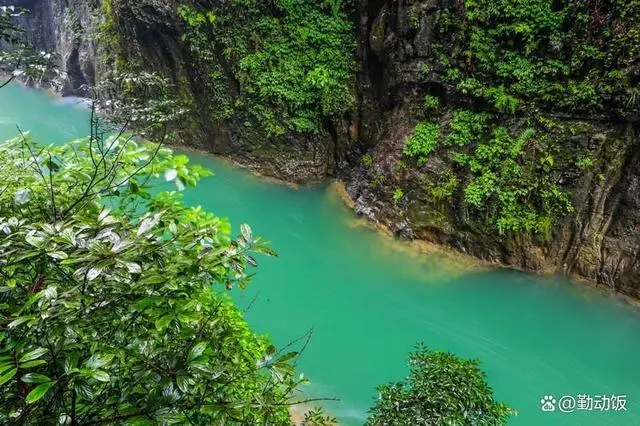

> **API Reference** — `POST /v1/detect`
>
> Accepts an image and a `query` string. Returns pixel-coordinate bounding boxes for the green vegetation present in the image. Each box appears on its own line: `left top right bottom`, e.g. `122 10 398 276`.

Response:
371 174 386 189
423 95 440 112
96 0 120 59
393 188 405 204
576 156 595 170
445 110 490 147
404 122 440 165
361 152 373 168
0 5 23 45
0 127 315 422
302 408 337 426
0 6 52 86
459 126 572 235
177 0 355 136
400 0 640 234
434 0 640 115
408 5 422 30
428 172 459 202
366 345 511 426
404 110 572 235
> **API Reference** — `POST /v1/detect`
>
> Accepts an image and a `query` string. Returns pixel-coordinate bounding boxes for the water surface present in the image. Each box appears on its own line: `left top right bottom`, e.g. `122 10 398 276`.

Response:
2 84 639 425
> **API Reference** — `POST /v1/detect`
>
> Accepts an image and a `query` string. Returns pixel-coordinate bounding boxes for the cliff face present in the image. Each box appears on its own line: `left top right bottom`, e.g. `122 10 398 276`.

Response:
349 0 640 297
99 0 356 183
7 0 640 297
2 0 99 94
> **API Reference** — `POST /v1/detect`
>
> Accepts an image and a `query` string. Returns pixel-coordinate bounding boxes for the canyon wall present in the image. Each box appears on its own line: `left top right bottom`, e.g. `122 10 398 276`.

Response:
349 0 640 297
5 0 640 297
2 0 99 94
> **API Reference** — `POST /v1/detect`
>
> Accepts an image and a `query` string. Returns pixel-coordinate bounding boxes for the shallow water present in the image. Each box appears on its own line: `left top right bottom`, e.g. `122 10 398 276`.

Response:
2 84 640 425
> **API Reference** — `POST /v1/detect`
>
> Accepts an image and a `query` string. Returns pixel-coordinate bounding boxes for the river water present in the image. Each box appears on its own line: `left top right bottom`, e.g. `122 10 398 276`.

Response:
2 84 640 425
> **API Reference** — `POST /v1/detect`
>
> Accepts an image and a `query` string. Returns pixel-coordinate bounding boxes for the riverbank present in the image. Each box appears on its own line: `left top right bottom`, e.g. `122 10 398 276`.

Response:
185 147 640 308
5 78 635 309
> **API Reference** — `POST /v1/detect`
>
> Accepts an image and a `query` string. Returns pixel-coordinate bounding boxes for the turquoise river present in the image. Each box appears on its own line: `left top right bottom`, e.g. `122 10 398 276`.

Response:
1 84 640 425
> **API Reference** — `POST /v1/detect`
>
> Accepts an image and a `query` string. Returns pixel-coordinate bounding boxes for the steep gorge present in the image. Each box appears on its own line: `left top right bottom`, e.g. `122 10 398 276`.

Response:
4 0 640 297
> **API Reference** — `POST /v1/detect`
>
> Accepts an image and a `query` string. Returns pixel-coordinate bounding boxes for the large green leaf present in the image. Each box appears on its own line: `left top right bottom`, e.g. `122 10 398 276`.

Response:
0 368 17 386
19 348 48 363
188 342 207 362
26 382 53 404
21 373 51 383
91 370 110 382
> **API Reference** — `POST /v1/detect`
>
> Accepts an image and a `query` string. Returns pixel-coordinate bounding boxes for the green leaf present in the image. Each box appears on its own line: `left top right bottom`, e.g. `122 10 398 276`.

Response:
48 251 68 260
123 262 142 274
176 375 189 393
98 208 112 223
266 345 276 356
19 348 48 363
75 383 94 400
135 297 157 310
85 354 114 370
240 223 252 242
277 351 299 363
155 315 173 331
91 370 110 382
26 382 53 404
0 368 17 386
21 373 51 383
0 363 15 376
252 245 278 257
8 316 32 329
188 342 207 362
19 360 47 369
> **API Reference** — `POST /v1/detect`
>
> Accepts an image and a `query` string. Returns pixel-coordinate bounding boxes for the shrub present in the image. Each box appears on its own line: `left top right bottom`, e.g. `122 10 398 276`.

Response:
0 130 306 423
429 173 459 201
459 126 573 234
435 0 640 114
366 345 512 426
404 122 440 165
393 188 404 204
445 110 489 147
423 95 440 112
178 1 356 135
361 152 373 168
576 156 594 170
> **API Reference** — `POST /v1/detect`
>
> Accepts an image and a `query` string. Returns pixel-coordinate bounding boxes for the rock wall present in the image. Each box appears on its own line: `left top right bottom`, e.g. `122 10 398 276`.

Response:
348 0 640 297
102 0 355 183
6 0 640 297
1 0 99 94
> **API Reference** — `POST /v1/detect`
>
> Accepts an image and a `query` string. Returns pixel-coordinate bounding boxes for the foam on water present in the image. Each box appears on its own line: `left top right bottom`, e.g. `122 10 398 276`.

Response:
54 95 91 108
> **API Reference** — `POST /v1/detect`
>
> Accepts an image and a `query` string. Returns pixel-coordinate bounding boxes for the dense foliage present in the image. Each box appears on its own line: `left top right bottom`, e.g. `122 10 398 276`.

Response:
0 127 314 423
404 110 573 235
176 0 355 136
435 0 640 115
366 346 511 426
403 122 440 166
397 0 639 235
